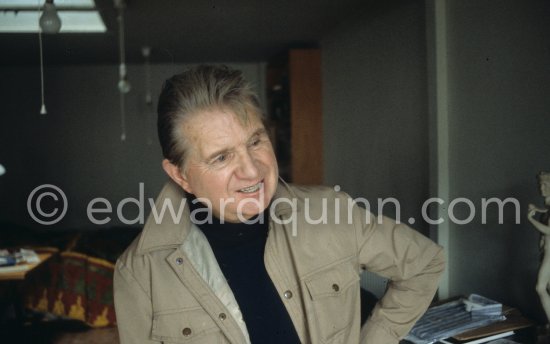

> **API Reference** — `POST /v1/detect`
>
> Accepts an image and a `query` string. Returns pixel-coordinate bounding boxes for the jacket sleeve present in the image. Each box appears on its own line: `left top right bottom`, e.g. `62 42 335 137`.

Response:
351 204 445 343
114 260 159 344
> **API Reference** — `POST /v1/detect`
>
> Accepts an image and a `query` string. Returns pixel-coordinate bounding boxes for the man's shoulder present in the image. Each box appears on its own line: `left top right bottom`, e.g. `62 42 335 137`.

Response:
286 183 350 201
115 232 143 271
115 228 181 276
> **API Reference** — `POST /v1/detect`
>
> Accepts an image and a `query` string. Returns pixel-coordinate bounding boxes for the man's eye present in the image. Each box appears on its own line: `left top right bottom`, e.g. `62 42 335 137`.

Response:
250 138 261 146
215 155 226 163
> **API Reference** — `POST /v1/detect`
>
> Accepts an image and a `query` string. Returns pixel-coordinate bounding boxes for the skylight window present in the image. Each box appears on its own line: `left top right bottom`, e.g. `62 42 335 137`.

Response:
0 0 94 9
0 0 106 33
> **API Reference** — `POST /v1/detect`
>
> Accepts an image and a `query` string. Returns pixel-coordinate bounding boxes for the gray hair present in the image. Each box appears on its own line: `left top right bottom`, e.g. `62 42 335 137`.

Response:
539 171 550 182
157 65 263 169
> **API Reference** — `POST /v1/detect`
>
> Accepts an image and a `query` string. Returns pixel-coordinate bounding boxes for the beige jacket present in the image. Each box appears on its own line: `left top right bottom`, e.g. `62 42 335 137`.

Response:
114 180 444 344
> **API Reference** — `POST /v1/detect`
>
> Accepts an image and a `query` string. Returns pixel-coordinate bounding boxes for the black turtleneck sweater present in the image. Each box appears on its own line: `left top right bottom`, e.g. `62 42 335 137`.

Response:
190 200 301 344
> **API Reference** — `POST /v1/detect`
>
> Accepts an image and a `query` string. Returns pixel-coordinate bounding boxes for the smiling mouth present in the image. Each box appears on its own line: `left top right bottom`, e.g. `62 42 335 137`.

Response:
239 181 263 193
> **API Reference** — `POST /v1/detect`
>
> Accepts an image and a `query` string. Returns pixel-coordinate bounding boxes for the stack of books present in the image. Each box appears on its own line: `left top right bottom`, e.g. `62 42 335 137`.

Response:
464 294 502 319
405 294 532 344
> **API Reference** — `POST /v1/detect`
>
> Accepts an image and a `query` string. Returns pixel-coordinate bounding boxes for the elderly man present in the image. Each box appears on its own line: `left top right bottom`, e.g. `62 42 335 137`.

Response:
114 65 444 344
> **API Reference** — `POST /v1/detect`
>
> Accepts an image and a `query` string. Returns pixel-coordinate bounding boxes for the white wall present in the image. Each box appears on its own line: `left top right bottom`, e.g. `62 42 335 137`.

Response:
321 0 429 296
444 0 550 322
0 63 265 229
321 0 550 322
321 0 430 233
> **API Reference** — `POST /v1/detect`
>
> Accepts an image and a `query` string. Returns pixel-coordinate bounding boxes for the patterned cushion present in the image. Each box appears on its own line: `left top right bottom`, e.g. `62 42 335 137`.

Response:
25 250 117 327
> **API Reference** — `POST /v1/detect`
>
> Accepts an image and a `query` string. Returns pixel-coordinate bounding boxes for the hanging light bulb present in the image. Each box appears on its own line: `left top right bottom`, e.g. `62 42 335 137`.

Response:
116 2 130 94
39 0 62 34
118 63 131 93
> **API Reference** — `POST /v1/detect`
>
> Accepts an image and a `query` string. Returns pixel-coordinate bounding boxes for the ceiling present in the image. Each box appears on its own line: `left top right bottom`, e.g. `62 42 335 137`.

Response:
0 0 373 65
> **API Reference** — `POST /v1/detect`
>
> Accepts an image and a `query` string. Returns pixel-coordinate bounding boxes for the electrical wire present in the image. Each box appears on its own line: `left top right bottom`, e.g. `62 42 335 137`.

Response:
38 0 47 115
120 90 126 141
116 1 130 141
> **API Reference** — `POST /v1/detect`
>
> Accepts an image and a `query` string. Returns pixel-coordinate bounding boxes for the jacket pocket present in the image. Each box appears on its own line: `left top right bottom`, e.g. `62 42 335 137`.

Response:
151 308 226 344
304 262 360 344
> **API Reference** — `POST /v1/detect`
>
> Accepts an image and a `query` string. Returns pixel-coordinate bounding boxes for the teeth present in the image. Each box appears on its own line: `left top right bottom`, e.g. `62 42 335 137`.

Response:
240 183 261 193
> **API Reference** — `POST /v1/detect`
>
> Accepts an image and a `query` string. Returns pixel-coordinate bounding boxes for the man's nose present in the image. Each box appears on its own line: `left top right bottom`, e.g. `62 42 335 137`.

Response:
236 151 260 179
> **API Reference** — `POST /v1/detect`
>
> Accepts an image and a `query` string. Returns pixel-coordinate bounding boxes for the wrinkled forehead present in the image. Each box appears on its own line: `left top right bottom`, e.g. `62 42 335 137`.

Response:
188 105 263 131
182 107 265 152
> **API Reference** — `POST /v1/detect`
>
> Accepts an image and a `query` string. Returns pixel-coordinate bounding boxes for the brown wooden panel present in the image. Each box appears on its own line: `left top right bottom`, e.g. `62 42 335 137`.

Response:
289 49 323 185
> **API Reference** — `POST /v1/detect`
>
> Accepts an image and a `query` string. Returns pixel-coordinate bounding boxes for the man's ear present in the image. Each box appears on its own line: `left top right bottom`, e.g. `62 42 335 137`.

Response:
162 159 193 194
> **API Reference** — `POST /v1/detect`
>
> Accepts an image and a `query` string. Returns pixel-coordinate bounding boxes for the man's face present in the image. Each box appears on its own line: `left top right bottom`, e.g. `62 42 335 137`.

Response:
172 108 278 222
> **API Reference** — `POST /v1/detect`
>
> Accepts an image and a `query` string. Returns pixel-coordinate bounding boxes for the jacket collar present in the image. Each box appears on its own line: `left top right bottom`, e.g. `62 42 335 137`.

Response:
135 177 300 255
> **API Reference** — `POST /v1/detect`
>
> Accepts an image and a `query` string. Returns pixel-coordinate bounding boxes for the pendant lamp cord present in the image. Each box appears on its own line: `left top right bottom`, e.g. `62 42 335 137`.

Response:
117 4 128 141
38 1 47 115
120 90 126 141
